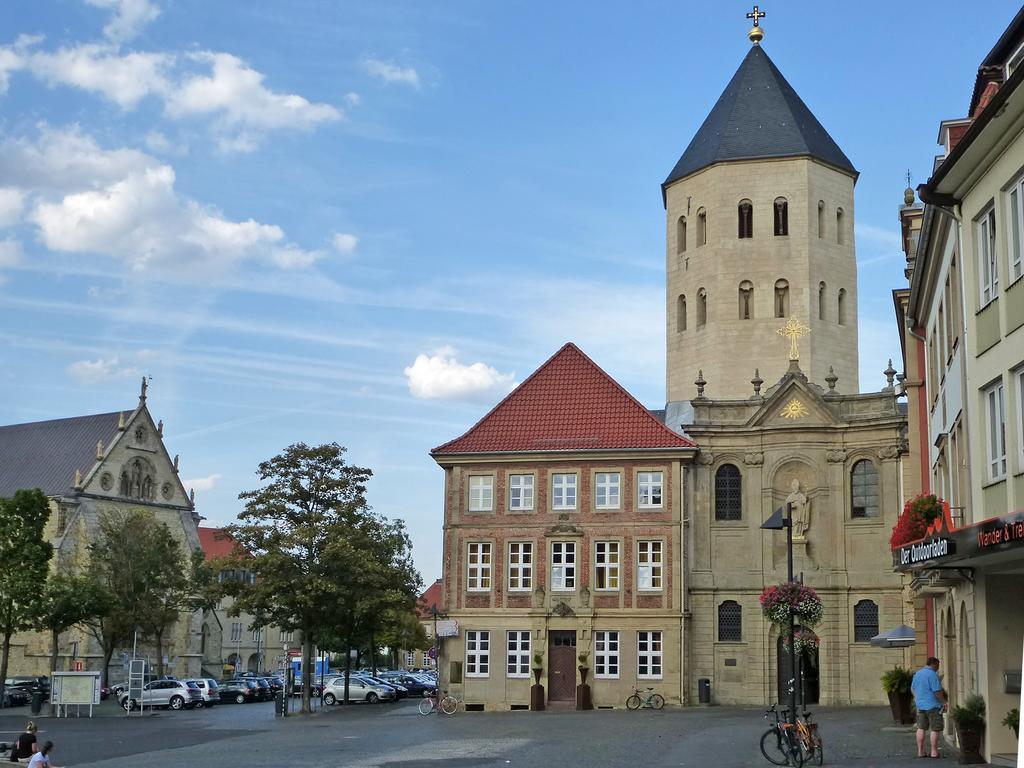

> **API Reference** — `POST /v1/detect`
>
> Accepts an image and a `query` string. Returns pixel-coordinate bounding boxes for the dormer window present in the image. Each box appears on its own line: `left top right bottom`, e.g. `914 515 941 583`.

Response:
738 200 753 239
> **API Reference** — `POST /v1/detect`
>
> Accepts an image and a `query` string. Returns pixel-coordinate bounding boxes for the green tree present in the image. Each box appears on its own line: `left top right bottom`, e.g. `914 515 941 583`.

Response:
38 572 108 675
0 489 54 705
228 442 419 714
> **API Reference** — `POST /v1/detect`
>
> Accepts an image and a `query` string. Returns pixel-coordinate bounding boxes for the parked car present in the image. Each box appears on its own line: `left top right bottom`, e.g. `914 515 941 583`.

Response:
4 676 50 700
321 676 395 705
119 679 202 711
185 678 219 707
359 675 407 700
217 679 259 704
1 688 31 708
290 679 322 698
379 672 435 697
242 673 283 697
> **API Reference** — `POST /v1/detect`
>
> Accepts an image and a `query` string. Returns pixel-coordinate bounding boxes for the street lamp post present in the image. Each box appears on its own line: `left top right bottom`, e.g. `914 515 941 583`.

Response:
761 502 799 728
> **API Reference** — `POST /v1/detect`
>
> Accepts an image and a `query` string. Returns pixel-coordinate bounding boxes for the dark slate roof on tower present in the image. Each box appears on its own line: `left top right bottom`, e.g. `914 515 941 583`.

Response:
663 46 856 190
0 412 122 498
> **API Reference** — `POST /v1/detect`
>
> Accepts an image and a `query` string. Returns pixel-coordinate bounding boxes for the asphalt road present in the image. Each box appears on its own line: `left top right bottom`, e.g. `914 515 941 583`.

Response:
0 699 994 767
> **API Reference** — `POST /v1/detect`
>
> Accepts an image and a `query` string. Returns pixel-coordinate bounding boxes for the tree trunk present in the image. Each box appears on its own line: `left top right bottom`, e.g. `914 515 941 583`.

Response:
0 630 12 709
155 630 165 676
102 638 116 688
49 629 60 675
300 633 313 714
343 636 352 706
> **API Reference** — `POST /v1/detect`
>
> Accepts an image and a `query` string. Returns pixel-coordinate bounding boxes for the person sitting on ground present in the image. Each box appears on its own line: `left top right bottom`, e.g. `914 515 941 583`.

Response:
8 721 37 763
26 742 54 768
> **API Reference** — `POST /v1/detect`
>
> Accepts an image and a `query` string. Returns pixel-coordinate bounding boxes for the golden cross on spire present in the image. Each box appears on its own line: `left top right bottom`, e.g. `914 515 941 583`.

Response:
777 318 811 361
746 4 766 27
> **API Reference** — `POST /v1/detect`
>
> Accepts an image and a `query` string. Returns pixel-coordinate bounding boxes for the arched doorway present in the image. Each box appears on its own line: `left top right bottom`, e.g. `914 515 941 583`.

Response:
247 653 262 674
777 630 819 705
226 653 241 676
958 602 972 696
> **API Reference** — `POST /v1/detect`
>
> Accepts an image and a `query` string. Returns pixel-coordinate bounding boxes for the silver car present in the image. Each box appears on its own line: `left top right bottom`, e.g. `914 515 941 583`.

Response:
119 679 202 711
185 678 220 707
321 676 395 705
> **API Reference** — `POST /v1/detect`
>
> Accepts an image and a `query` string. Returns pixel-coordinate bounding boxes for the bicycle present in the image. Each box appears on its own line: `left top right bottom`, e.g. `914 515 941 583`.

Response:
795 710 824 766
417 689 440 715
625 686 665 710
419 689 462 715
760 704 805 767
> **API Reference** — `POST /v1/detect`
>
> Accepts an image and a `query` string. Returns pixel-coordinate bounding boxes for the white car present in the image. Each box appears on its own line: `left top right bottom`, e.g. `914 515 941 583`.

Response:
321 676 395 705
185 678 220 707
119 679 203 711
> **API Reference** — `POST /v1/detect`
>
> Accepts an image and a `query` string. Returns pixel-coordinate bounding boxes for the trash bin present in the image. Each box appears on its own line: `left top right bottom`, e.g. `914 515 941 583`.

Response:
30 693 43 715
697 678 711 706
275 690 286 717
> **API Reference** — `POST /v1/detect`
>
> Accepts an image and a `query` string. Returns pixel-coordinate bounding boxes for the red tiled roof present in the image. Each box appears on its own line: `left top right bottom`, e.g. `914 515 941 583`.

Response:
432 343 695 455
416 579 444 619
197 526 239 561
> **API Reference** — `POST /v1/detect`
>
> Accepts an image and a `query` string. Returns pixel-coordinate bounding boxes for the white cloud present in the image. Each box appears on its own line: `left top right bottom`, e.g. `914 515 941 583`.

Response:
29 43 170 108
182 473 222 492
0 238 21 268
84 0 162 43
143 129 186 155
0 188 25 226
66 355 139 384
331 232 358 256
345 91 362 106
405 347 516 402
362 57 420 88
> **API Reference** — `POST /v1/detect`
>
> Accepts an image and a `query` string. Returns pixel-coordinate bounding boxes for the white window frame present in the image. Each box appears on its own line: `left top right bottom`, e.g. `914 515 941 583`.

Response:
979 207 999 305
506 630 531 678
465 630 490 677
637 540 663 591
594 541 620 591
280 629 293 644
551 473 577 510
467 542 492 591
637 631 663 680
595 472 621 509
468 475 494 512
508 474 535 511
251 627 262 642
637 471 664 508
406 651 416 667
1017 369 1024 472
507 541 533 592
594 631 620 679
1009 178 1024 283
985 379 1007 481
230 622 242 642
551 541 576 591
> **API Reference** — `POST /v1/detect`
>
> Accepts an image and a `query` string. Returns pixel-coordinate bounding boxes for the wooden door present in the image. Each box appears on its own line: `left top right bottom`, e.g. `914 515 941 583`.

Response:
548 631 576 701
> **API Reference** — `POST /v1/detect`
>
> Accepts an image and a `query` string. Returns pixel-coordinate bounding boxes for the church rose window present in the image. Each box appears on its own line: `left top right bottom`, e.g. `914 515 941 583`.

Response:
773 198 788 236
738 200 753 239
718 600 742 642
714 464 742 521
853 600 879 642
850 460 879 518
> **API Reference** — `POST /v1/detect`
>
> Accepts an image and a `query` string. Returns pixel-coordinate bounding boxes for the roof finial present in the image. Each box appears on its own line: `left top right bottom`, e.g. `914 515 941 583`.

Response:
96 440 105 460
904 170 915 205
139 375 149 403
746 4 765 44
117 412 126 431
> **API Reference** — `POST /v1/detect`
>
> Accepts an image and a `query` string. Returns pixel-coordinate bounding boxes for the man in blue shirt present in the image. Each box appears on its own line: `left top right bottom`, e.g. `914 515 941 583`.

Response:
911 657 947 758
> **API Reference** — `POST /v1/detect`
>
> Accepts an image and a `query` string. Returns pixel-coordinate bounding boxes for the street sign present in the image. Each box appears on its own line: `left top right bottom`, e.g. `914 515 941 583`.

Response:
73 660 83 672
436 619 459 638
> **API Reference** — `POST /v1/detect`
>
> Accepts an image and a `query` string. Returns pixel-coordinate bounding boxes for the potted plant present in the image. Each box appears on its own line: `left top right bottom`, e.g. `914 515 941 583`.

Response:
890 493 948 548
880 666 915 725
1002 707 1019 740
950 694 986 764
759 582 824 628
532 652 544 684
577 652 590 684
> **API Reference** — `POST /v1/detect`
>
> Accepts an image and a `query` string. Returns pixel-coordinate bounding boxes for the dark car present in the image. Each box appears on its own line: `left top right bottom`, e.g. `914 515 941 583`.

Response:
290 679 322 698
1 688 31 708
227 677 270 701
379 672 435 697
4 676 50 700
218 679 259 704
242 673 283 697
358 675 407 700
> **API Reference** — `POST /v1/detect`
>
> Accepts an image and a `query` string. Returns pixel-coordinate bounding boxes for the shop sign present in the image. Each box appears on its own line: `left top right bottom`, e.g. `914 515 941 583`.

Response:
898 536 957 567
976 513 1024 550
435 619 459 638
893 509 1024 571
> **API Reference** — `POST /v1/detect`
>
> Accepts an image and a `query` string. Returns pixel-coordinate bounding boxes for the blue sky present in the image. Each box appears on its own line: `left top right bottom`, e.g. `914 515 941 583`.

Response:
0 0 1013 584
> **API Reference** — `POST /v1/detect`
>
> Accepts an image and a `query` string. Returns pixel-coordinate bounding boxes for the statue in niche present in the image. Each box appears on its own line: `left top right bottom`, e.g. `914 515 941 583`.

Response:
141 475 154 501
119 457 155 500
786 479 811 540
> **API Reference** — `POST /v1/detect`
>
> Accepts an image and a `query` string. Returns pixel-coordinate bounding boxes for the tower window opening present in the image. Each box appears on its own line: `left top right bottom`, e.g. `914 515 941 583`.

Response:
697 208 707 246
738 200 753 239
817 201 825 239
836 207 845 245
818 282 827 321
677 216 687 254
677 294 687 332
774 279 789 318
773 198 789 236
838 288 847 325
697 288 707 327
738 281 753 320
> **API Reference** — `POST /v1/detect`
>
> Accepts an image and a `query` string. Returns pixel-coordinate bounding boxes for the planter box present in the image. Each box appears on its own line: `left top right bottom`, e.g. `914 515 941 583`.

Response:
887 690 916 725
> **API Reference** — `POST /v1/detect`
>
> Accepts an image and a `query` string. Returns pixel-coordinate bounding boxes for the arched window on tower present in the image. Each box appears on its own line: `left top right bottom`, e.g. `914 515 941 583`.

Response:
677 216 687 254
697 288 707 327
817 201 825 239
774 279 789 318
714 464 742 520
738 199 753 239
818 282 827 321
718 601 742 642
697 208 707 246
853 600 879 642
838 288 847 326
836 207 845 245
677 294 687 332
738 281 753 320
773 197 789 236
851 460 879 518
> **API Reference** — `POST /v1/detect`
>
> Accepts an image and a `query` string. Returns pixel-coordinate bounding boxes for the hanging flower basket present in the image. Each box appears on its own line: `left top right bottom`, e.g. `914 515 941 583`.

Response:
781 628 820 654
759 582 824 627
890 494 949 548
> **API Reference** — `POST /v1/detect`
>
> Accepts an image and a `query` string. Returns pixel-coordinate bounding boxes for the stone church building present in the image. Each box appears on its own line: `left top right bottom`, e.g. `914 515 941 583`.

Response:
431 28 912 708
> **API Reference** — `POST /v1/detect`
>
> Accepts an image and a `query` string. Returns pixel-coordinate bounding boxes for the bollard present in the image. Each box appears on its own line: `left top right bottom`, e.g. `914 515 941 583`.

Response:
697 678 711 706
275 690 286 717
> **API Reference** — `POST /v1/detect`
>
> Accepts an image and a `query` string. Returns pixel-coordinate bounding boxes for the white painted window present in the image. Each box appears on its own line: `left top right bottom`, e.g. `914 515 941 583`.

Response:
468 476 493 511
979 207 999 305
466 630 489 677
251 627 262 642
637 631 663 679
406 651 415 667
506 631 530 678
551 541 576 591
508 474 534 511
594 631 619 679
467 542 492 591
594 541 620 590
279 629 293 644
230 622 242 642
595 472 620 509
637 541 663 591
507 542 533 591
551 473 577 510
985 380 1007 481
1011 179 1024 282
637 471 664 508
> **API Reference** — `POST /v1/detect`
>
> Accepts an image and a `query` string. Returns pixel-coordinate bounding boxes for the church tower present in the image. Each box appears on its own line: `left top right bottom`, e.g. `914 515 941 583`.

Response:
664 26 859 401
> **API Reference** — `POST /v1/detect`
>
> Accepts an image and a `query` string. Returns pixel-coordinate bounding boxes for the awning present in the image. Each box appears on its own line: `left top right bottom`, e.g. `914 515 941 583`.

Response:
893 509 1024 572
870 624 916 648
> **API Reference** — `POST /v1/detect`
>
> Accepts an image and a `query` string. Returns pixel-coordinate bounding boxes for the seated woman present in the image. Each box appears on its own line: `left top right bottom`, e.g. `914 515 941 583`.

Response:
8 721 37 764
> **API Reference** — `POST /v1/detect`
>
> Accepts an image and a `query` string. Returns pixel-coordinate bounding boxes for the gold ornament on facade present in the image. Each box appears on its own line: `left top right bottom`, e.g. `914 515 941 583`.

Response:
780 398 810 420
746 4 765 44
777 318 811 361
